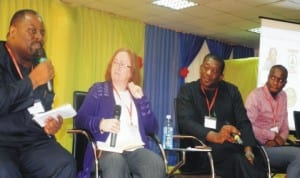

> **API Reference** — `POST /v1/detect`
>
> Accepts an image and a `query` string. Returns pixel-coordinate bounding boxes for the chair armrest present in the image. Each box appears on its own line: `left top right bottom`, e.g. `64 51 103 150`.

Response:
67 129 93 142
67 128 101 178
148 134 216 177
148 134 162 145
67 129 101 159
286 138 299 146
173 135 207 146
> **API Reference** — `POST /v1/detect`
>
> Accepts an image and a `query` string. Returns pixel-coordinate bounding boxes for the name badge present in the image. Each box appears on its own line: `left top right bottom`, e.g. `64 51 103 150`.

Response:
204 116 217 129
270 126 279 133
27 100 45 115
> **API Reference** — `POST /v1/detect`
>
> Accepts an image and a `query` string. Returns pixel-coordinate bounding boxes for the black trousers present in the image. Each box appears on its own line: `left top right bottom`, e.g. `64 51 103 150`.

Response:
0 138 76 178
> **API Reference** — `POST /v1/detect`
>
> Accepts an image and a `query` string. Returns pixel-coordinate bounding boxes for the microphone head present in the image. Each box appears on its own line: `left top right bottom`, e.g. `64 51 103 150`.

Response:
33 48 46 58
33 48 47 65
233 134 243 144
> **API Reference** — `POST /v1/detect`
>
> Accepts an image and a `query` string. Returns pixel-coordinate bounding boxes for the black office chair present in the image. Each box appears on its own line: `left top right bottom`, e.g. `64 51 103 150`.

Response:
170 98 218 178
67 91 100 178
293 111 300 142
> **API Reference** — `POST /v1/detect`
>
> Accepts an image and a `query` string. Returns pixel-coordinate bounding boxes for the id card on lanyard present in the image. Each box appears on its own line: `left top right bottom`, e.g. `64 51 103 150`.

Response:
204 115 217 129
27 100 45 115
270 126 279 133
201 86 219 129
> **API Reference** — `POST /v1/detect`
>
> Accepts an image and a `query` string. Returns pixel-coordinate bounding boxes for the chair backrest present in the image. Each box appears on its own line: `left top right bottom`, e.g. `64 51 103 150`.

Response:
294 111 300 139
72 91 88 172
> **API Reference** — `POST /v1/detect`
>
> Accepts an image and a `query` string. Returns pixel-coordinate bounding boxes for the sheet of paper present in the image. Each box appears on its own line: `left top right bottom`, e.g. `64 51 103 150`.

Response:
32 104 76 127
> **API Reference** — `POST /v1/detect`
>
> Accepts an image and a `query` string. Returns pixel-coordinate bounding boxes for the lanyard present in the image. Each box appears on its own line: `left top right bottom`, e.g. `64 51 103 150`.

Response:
113 86 133 125
201 86 219 117
5 44 27 79
263 86 279 126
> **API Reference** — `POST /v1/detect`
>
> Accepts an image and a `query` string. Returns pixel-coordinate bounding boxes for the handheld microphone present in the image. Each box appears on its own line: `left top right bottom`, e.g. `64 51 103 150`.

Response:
224 121 243 144
231 133 243 144
33 48 52 91
110 105 121 147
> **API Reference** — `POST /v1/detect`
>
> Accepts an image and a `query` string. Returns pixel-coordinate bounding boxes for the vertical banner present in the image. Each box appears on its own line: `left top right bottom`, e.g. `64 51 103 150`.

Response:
258 17 300 129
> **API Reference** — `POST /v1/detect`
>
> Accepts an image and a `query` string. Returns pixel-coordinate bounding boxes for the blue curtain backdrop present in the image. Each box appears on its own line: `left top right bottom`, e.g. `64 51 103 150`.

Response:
144 25 181 164
206 39 232 59
179 33 205 84
233 45 254 58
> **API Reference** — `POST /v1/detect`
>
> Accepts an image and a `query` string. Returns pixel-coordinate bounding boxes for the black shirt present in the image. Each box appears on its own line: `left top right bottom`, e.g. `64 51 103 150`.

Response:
0 41 54 147
176 79 257 146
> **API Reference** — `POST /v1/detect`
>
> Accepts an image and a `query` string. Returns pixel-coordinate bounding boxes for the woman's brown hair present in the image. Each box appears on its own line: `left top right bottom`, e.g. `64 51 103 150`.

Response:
105 48 141 85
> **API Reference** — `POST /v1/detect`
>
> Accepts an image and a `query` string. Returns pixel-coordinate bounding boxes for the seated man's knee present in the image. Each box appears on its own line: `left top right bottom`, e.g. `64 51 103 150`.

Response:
0 160 22 178
38 152 76 178
56 155 76 177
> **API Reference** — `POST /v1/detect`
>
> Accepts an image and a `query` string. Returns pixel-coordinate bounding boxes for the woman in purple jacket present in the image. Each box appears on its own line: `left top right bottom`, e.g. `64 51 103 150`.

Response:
75 48 165 178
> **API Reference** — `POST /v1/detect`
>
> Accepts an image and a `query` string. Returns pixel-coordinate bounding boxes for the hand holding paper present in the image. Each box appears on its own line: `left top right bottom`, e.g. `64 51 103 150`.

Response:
32 104 77 127
44 115 63 135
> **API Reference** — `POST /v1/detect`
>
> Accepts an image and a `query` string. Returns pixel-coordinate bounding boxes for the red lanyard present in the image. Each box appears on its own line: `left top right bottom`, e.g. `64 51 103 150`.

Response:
201 86 219 116
5 44 27 79
113 86 133 125
263 86 279 126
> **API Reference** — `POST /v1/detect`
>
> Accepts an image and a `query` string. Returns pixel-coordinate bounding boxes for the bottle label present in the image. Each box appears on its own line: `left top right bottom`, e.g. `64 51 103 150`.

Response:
163 126 173 149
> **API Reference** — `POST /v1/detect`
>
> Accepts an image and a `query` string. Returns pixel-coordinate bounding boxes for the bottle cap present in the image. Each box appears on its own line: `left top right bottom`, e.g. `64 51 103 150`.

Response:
166 114 171 119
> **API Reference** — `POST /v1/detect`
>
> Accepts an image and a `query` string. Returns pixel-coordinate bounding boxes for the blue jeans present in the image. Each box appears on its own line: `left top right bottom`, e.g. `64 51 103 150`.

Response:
99 148 166 178
265 146 300 178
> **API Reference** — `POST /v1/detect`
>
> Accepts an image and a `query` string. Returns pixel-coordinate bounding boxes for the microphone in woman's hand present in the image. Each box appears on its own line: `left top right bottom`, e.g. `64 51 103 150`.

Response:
110 105 121 147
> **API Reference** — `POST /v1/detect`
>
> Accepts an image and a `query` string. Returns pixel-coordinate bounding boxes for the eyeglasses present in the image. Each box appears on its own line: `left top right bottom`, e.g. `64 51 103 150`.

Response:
112 60 132 69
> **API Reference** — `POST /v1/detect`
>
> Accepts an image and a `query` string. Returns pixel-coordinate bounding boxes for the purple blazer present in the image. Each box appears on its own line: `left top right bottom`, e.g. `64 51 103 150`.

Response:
75 81 158 178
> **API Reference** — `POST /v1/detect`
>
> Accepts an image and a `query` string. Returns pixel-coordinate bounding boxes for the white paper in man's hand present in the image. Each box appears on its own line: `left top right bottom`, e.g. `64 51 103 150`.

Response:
32 104 77 127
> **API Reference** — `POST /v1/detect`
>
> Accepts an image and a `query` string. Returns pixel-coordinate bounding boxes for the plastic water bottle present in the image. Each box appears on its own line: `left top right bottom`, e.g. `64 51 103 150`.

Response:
163 114 173 149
